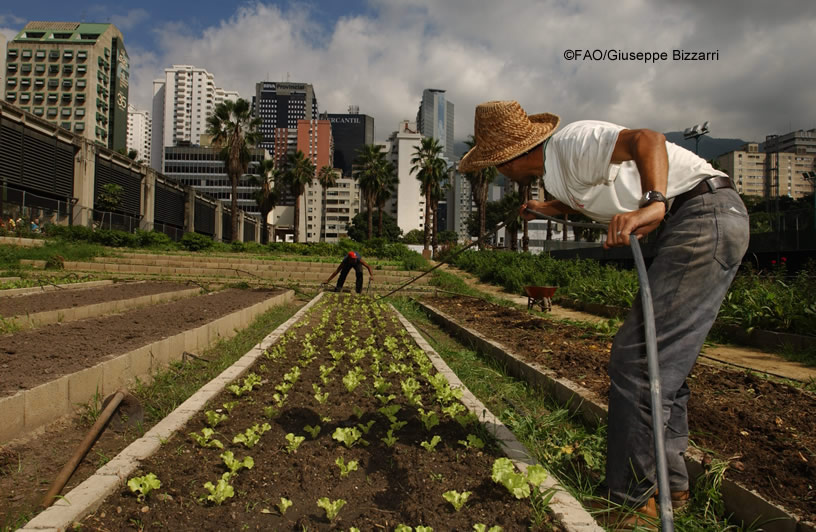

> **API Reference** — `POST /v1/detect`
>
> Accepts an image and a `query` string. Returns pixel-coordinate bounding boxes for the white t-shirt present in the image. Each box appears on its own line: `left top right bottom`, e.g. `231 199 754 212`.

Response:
542 120 727 223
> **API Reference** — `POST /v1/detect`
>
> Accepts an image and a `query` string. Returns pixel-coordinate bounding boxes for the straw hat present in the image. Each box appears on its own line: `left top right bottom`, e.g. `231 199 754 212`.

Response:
458 100 560 173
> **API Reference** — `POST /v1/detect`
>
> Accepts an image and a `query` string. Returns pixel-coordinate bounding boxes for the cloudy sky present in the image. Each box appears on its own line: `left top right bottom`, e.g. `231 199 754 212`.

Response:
2 0 815 144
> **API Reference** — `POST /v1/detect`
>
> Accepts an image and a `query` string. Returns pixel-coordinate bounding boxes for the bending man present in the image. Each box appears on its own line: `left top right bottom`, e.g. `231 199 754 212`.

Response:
459 101 749 529
324 251 374 294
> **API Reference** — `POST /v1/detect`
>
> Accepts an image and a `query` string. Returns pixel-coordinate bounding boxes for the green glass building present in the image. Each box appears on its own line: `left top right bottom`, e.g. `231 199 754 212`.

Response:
4 21 129 151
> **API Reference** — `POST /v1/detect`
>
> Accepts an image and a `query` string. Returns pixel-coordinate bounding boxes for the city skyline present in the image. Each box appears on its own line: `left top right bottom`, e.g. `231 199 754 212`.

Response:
2 0 815 145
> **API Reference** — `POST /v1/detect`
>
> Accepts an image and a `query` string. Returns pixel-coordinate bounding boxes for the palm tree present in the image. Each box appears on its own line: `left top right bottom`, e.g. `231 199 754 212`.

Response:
411 137 445 256
353 144 388 241
376 161 398 237
249 159 280 244
316 165 338 242
283 150 316 243
429 158 449 256
462 135 498 250
206 98 262 242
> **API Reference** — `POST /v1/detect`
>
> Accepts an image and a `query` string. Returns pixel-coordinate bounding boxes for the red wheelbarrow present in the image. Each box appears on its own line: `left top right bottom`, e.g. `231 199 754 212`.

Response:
524 285 557 312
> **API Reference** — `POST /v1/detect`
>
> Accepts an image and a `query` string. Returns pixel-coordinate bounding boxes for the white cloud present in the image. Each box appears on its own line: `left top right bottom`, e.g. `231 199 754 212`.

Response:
110 8 150 31
127 0 816 144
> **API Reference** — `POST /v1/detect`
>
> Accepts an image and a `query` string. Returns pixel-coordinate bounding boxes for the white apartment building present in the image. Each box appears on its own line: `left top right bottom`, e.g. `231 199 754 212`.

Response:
150 64 239 171
383 120 425 234
126 103 151 165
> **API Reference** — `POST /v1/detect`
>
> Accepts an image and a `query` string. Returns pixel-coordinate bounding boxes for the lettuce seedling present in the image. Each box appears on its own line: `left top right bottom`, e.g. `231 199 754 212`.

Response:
373 376 391 394
343 367 366 393
233 423 271 449
418 408 439 431
285 433 306 453
376 393 396 405
390 420 407 431
473 525 503 532
458 434 485 450
203 473 234 505
205 410 228 428
335 456 359 477
277 497 293 515
420 435 441 452
443 490 471 512
381 429 397 447
491 458 547 499
221 451 254 475
378 404 401 423
442 403 466 419
317 497 346 521
127 473 161 502
304 424 321 439
222 401 239 414
356 420 376 435
190 428 224 449
332 427 362 448
263 405 279 419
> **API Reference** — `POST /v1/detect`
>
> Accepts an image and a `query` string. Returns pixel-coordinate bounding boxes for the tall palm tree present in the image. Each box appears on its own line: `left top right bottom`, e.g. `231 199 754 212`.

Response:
462 135 498 250
283 150 316 243
316 165 338 242
249 159 280 244
411 137 445 256
429 158 449 256
353 144 388 241
206 98 262 242
376 160 398 237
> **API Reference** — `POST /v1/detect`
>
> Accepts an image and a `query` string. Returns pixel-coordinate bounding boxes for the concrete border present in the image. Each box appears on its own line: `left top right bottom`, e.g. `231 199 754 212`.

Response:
391 304 603 532
6 287 202 330
0 236 45 247
0 290 295 445
416 299 816 532
0 280 113 298
19 291 321 531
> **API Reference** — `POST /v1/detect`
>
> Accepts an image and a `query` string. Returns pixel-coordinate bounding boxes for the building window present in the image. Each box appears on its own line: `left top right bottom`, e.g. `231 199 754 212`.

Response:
61 108 72 117
33 106 44 116
77 65 87 74
7 49 18 59
21 63 32 74
63 65 73 75
34 64 45 74
75 107 85 117
34 78 44 88
21 50 32 59
75 122 85 132
47 93 57 103
5 92 15 101
62 93 72 103
48 79 58 89
77 50 87 60
49 64 59 74
20 78 31 88
19 93 30 103
76 79 86 89
33 92 44 103
35 50 46 59
49 50 59 60
63 50 73 60
7 63 17 73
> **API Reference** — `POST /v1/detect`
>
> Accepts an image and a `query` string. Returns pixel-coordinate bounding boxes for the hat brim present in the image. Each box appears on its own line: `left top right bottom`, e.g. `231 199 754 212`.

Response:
459 112 560 173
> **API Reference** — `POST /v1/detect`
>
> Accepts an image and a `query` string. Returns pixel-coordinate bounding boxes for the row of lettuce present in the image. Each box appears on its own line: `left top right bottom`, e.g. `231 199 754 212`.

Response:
451 250 816 337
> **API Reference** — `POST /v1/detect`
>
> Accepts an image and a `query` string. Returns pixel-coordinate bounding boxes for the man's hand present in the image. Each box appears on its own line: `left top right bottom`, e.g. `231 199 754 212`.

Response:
604 202 665 249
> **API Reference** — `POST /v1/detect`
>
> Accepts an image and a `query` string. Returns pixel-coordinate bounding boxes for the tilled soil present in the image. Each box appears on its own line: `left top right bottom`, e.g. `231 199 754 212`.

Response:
422 296 816 523
0 289 283 396
0 281 191 317
83 294 556 531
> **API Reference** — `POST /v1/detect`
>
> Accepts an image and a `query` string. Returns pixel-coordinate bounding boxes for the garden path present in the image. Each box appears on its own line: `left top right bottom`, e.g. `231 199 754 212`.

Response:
438 264 816 383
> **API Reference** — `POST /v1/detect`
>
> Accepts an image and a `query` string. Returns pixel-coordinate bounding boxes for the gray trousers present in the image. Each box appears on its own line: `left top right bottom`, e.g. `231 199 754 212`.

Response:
606 187 749 507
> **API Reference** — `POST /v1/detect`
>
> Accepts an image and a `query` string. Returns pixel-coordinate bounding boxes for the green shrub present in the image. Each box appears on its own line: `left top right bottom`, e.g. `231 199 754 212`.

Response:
135 230 174 248
180 232 214 251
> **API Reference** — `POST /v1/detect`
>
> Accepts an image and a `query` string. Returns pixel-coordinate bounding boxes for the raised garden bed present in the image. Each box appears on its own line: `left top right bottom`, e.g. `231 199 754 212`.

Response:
0 281 190 317
419 295 816 527
75 294 562 530
0 289 284 396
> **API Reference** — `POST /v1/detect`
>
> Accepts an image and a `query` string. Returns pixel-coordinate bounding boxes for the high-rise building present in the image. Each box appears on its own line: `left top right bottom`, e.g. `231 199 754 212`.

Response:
162 145 268 216
416 88 454 162
717 141 815 199
150 64 240 171
4 21 129 150
326 108 374 177
764 129 816 155
126 104 151 165
252 81 318 165
383 120 425 234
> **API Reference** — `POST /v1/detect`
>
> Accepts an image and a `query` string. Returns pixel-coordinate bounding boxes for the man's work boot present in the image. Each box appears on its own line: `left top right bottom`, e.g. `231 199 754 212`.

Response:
590 497 659 531
656 489 690 510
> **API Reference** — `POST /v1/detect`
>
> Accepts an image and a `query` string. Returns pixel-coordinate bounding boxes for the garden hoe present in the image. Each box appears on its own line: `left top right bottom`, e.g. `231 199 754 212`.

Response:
41 389 144 509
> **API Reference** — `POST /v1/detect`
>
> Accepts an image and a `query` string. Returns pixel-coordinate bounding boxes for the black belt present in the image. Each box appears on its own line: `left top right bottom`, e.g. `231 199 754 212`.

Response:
667 175 734 218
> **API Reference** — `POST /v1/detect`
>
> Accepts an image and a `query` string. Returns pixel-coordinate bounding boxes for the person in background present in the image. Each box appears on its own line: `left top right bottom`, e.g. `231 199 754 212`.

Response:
324 251 374 294
459 100 749 530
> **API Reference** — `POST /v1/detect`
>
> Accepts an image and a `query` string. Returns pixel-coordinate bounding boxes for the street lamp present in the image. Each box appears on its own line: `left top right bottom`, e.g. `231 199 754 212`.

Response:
803 171 816 234
683 121 710 155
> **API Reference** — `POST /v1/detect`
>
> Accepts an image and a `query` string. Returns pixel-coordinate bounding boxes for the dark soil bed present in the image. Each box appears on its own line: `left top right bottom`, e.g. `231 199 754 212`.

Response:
0 289 283 397
421 296 816 522
83 294 556 531
0 281 191 317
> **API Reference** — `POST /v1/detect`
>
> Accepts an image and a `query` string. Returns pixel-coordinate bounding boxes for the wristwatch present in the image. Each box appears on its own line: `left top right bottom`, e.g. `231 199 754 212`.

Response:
639 190 668 210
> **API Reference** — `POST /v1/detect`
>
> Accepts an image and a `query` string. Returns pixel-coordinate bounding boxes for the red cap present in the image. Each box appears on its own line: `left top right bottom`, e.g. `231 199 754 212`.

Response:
348 252 358 260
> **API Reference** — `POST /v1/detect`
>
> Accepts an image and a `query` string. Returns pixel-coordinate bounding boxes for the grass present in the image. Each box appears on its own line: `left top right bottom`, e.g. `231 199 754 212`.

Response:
0 240 109 270
392 297 768 531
